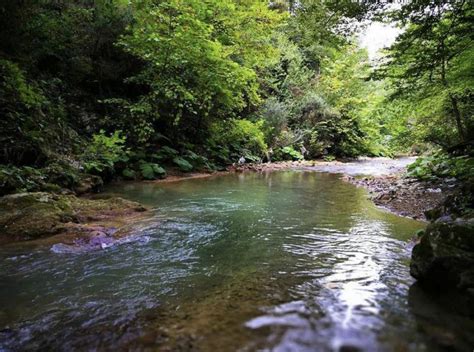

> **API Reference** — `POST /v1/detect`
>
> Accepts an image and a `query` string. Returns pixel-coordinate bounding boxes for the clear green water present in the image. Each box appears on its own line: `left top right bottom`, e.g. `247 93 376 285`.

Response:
0 171 467 351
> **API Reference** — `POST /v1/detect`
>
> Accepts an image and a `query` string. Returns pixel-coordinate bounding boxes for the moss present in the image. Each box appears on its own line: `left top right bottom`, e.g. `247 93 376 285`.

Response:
0 192 147 244
410 218 474 291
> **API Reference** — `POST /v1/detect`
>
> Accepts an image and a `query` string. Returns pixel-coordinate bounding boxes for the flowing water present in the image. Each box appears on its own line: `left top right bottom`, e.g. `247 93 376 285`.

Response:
0 171 471 351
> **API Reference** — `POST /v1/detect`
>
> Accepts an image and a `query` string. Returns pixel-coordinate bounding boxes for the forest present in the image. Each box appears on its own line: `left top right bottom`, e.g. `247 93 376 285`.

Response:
0 1 474 351
1 0 471 193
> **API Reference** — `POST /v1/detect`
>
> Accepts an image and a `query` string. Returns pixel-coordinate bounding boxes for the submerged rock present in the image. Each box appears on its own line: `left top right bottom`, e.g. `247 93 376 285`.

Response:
410 218 474 293
50 233 151 253
0 192 147 244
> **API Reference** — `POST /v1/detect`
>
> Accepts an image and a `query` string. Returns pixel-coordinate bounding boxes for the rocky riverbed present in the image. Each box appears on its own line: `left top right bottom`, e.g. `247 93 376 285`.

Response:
343 175 453 221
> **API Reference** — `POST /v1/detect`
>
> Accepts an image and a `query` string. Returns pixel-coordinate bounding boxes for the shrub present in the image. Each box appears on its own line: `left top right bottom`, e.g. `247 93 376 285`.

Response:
207 119 267 164
172 157 193 172
152 146 179 162
122 168 137 180
0 161 82 195
260 97 290 145
278 146 303 161
184 150 215 170
0 59 71 165
139 161 166 180
407 153 474 181
82 130 128 178
43 161 81 189
323 155 336 162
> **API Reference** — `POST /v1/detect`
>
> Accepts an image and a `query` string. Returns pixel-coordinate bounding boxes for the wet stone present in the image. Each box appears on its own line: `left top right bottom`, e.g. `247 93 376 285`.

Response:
410 218 474 295
0 192 148 245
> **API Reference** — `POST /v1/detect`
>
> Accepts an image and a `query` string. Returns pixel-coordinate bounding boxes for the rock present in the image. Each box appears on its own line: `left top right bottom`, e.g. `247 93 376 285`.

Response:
376 192 392 202
410 218 474 291
0 192 74 241
0 192 147 244
408 283 474 349
74 174 104 195
425 207 443 221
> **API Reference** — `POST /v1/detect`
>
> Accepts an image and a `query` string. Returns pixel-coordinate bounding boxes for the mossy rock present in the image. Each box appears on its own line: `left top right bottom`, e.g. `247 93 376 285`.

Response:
410 218 474 291
0 192 146 243
74 174 104 195
0 193 74 241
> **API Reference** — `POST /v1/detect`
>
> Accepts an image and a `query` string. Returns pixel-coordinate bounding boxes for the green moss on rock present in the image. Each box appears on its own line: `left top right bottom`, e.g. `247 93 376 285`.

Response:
0 192 146 244
410 218 474 291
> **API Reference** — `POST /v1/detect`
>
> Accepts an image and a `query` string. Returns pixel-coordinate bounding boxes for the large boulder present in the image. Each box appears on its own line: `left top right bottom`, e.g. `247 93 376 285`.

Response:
410 218 474 292
0 192 146 244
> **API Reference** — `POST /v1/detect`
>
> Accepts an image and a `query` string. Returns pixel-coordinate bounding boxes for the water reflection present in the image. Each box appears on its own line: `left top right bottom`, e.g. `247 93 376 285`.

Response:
245 216 420 351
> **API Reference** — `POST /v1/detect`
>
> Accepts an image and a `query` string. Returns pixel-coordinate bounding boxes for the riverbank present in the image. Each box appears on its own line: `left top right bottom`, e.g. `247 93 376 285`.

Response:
343 175 452 221
148 168 228 183
0 158 457 246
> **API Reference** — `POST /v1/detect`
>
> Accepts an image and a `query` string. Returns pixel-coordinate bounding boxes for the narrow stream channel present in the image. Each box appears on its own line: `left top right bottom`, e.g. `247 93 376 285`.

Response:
0 171 467 351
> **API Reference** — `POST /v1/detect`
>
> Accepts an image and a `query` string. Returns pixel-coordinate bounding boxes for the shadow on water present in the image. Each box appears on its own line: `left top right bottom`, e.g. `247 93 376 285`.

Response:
407 283 474 351
0 171 471 351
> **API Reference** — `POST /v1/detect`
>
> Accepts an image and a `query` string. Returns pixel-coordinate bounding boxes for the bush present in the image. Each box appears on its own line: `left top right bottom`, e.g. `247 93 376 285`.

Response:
139 161 166 180
184 150 215 170
122 168 137 180
323 155 336 162
407 152 474 181
152 146 179 162
260 97 290 144
0 59 72 165
43 161 81 189
207 119 267 164
0 161 82 195
82 130 128 178
172 157 193 172
277 146 303 161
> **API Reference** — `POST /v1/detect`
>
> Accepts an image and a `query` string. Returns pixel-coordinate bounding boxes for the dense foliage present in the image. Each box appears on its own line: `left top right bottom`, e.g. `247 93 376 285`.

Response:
0 0 472 194
408 152 474 182
377 0 474 151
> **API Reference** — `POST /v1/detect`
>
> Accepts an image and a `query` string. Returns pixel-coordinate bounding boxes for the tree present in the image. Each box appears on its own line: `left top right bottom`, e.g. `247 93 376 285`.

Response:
118 0 282 144
380 0 474 147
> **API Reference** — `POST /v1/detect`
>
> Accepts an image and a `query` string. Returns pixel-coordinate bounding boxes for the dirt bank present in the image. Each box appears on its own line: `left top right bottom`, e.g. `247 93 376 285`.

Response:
151 169 228 183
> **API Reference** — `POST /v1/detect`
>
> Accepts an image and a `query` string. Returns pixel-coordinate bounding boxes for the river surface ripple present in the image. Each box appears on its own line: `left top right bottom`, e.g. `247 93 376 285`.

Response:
1 171 470 351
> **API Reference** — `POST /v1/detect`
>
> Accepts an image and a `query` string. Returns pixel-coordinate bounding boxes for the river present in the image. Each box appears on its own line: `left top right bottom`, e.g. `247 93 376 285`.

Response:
0 170 469 351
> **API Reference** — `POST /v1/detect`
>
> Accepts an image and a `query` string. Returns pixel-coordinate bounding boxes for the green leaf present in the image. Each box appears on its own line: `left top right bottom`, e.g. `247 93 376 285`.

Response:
122 168 136 180
173 157 193 172
139 162 166 180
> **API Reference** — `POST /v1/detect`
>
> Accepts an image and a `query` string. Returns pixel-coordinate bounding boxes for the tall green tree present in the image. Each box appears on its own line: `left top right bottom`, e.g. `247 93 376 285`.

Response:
118 0 283 144
380 0 474 148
